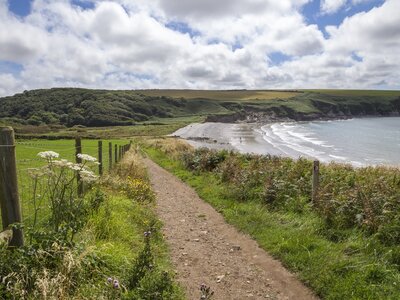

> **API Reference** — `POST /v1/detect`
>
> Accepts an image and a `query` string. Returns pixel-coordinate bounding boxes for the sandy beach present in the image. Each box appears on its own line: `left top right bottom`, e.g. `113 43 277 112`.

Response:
172 122 293 156
172 118 400 167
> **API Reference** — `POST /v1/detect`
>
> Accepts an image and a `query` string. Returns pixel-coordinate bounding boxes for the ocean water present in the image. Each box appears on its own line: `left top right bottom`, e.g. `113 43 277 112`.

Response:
255 117 400 167
174 117 400 167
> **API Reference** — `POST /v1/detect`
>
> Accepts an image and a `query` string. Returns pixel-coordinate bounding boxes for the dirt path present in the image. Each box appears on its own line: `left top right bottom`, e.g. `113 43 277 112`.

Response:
144 158 318 300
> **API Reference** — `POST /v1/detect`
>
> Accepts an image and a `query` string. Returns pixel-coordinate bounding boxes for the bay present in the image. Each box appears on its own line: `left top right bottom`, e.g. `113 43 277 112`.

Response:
173 117 400 167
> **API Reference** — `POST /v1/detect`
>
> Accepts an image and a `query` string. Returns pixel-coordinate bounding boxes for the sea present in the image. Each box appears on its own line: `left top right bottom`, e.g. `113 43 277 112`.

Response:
174 117 400 167
254 117 400 167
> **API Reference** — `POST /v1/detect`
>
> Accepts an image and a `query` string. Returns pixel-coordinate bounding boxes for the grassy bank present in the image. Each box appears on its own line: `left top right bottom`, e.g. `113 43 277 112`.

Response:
1 147 183 299
143 138 400 300
11 116 205 139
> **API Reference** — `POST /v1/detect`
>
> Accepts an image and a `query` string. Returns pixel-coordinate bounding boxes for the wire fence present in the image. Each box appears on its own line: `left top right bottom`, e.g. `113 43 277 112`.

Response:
1 138 132 243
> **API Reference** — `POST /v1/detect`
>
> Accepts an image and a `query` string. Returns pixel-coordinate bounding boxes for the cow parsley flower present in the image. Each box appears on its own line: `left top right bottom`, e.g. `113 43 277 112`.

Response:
38 151 59 159
52 159 72 167
68 163 82 171
27 168 43 178
77 153 97 162
79 169 98 183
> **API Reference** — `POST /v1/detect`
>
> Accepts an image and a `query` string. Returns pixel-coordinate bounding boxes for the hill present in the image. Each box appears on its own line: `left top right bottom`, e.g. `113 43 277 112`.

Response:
0 88 399 128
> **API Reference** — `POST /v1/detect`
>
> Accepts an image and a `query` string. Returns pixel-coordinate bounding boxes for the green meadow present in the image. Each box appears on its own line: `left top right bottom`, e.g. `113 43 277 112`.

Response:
15 139 129 223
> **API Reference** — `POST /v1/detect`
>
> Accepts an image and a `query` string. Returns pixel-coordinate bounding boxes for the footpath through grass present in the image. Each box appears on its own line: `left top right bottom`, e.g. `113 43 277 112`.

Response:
1 146 184 299
144 139 400 300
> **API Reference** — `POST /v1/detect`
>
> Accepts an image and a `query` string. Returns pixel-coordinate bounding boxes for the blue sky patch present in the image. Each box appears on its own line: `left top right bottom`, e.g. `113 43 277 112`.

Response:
302 0 385 37
8 0 33 17
352 52 363 62
166 21 200 38
232 42 243 51
0 60 24 76
71 0 95 10
268 52 292 66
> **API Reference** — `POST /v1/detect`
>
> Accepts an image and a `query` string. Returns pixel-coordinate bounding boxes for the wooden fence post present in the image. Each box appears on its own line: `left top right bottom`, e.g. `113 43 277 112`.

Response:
98 140 103 176
0 127 24 247
119 146 122 161
108 142 112 171
75 137 83 196
312 160 320 205
114 144 118 163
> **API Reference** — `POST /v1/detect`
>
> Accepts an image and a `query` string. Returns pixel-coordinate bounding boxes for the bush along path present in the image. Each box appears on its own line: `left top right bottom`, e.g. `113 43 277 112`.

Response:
144 157 317 300
142 139 400 299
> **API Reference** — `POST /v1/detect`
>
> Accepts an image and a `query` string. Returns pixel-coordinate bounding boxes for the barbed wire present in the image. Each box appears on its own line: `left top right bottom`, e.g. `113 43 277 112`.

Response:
16 142 114 148
9 141 132 227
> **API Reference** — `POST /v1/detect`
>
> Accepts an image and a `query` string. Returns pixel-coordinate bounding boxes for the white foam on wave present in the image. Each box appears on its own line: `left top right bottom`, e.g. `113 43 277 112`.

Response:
260 124 292 155
265 123 326 158
329 154 347 160
286 129 332 148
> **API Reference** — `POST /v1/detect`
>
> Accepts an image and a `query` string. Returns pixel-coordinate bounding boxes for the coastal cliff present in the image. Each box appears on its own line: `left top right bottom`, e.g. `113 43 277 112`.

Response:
206 95 400 123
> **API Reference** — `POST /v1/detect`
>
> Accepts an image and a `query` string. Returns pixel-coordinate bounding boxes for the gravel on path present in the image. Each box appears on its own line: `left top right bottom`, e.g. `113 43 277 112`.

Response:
144 158 318 300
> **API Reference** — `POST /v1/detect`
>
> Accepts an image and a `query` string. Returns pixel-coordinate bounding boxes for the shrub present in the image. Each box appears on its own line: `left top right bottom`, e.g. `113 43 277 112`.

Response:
170 144 400 239
128 232 177 299
124 177 155 203
0 242 104 299
181 148 227 172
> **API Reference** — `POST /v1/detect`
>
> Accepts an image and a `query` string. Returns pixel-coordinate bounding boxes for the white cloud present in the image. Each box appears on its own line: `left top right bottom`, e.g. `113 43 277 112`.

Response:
0 73 20 96
0 8 48 62
320 0 347 15
0 0 398 96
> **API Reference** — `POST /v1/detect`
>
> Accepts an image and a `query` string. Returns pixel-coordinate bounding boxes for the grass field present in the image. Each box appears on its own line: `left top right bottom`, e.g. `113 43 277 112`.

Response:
13 116 205 139
16 139 129 220
139 89 301 101
305 89 400 97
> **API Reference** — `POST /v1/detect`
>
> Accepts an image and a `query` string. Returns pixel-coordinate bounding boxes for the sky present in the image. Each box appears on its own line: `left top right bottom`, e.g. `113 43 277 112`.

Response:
0 0 399 96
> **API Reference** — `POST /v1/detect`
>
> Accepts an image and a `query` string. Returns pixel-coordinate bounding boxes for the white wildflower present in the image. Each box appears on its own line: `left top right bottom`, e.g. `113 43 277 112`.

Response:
37 151 59 159
68 163 82 171
52 159 71 167
27 168 43 178
79 169 98 183
77 153 97 162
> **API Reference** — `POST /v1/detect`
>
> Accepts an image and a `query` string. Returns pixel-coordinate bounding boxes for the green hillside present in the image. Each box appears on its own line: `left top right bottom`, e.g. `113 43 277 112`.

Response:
0 88 399 129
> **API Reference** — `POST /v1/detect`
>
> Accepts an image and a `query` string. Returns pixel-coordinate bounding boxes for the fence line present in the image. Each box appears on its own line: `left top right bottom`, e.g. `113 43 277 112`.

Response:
0 127 24 247
0 127 132 248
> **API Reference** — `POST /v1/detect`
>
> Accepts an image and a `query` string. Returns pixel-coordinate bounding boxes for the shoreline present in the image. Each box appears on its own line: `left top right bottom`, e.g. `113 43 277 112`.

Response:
172 116 400 168
206 111 400 124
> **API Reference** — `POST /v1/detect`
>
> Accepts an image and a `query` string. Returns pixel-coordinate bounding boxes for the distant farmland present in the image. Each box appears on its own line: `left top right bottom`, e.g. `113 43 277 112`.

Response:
1 88 399 137
138 89 301 101
305 89 400 97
